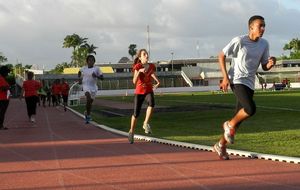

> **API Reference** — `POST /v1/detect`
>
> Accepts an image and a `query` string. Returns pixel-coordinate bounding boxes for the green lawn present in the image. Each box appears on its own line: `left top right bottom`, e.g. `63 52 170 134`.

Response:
73 89 300 157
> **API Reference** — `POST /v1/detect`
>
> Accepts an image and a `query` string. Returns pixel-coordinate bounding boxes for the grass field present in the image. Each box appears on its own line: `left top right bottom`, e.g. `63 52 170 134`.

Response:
73 89 300 157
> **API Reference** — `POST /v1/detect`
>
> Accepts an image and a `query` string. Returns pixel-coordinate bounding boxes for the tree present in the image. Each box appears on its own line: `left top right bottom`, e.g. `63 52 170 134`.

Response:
0 64 15 85
283 38 300 59
63 33 97 67
0 52 8 64
14 63 29 76
24 65 32 69
63 33 87 51
82 43 98 55
5 63 14 71
128 44 137 60
49 62 71 74
63 33 87 67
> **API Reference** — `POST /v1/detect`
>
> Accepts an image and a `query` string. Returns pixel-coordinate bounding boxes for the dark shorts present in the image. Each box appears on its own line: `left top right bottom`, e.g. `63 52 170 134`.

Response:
133 92 155 118
230 84 256 116
62 95 68 103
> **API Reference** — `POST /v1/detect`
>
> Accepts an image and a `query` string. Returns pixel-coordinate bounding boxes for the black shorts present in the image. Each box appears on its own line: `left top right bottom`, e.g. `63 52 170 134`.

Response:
230 84 256 116
62 95 68 103
133 92 155 118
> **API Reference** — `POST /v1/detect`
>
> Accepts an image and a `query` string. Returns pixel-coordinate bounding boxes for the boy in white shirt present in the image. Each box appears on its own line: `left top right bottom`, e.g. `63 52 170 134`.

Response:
213 15 276 160
78 55 103 123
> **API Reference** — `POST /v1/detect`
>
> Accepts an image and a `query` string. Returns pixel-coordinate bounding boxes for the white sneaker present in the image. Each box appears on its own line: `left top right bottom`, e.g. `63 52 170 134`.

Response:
212 143 229 160
30 116 36 123
143 123 152 134
223 121 235 144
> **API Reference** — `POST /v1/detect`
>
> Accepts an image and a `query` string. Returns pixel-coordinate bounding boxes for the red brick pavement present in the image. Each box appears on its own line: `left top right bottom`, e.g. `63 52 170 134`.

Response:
0 99 299 190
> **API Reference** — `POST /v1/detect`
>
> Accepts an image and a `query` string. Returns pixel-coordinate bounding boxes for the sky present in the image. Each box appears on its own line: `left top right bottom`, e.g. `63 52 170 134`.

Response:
0 0 300 70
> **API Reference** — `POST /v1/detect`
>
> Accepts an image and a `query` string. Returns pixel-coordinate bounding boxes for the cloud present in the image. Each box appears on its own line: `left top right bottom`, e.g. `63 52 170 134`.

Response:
0 0 299 69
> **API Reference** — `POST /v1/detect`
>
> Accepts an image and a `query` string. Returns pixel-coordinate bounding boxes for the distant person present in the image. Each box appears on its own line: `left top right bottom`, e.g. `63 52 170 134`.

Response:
128 49 160 144
38 79 47 107
78 55 103 124
61 78 69 111
20 71 42 123
44 80 52 106
51 79 61 106
213 15 276 160
272 81 276 91
0 66 11 130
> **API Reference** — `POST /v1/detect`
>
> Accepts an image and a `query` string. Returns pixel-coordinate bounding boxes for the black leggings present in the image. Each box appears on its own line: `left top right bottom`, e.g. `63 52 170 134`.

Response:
231 84 256 116
0 100 9 127
133 92 155 118
25 96 38 118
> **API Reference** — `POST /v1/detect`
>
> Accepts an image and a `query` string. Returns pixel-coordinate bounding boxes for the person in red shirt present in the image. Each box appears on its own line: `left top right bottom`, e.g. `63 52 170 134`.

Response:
51 79 61 106
128 49 160 144
0 66 11 130
20 71 41 123
60 78 69 111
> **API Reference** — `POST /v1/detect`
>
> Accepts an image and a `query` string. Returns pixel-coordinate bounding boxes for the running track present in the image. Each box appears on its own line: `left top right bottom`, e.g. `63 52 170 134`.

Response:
0 99 299 190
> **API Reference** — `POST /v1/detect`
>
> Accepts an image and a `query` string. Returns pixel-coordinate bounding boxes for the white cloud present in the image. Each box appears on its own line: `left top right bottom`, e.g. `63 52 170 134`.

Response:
0 0 299 69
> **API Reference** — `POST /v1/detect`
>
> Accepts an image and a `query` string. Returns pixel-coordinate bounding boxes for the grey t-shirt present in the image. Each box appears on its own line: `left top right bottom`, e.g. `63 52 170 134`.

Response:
223 35 269 90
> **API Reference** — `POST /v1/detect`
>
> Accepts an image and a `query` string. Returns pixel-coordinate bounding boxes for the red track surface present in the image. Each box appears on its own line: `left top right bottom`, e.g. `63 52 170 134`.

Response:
0 99 299 190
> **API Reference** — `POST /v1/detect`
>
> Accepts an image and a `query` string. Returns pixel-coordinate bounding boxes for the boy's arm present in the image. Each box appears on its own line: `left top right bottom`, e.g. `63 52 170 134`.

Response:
219 51 230 92
96 74 104 80
92 68 104 80
78 71 82 84
19 86 24 99
262 57 276 71
92 73 104 80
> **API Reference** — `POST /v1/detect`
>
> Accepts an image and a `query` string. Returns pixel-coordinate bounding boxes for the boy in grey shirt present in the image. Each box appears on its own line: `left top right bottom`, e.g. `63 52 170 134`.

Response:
213 15 276 160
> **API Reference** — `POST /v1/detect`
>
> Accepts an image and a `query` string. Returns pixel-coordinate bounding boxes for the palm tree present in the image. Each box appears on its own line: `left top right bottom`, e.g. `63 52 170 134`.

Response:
283 38 300 59
63 33 89 67
81 43 98 55
128 44 137 60
63 33 87 50
0 52 7 63
72 47 88 67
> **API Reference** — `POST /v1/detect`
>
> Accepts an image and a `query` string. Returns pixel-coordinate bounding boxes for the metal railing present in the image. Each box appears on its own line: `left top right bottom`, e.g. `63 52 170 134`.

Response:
180 70 193 87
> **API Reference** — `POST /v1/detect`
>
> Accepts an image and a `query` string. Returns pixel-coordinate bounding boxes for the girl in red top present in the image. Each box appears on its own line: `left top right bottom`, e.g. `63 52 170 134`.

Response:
128 49 160 144
0 66 11 130
60 78 69 111
51 79 61 106
20 72 41 123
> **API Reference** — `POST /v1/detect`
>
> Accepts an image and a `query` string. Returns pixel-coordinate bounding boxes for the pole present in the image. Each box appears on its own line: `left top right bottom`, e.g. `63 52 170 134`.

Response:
171 52 174 73
147 25 151 59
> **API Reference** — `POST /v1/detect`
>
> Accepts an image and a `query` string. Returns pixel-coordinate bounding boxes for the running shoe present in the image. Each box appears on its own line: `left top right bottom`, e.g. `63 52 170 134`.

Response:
85 115 91 124
0 125 8 130
143 123 152 134
128 132 134 144
223 121 235 144
213 143 229 160
30 116 36 123
84 111 91 124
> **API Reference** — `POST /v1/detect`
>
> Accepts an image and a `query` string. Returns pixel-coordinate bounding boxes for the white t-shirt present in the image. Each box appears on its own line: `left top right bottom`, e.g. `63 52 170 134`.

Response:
223 35 269 90
80 66 102 93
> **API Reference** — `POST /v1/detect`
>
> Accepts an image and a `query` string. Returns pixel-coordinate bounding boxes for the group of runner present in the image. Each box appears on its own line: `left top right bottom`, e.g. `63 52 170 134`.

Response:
126 15 277 162
20 74 70 123
0 15 277 160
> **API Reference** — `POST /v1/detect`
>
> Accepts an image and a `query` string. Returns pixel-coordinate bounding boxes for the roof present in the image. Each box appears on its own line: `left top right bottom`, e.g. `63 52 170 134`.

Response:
63 67 115 74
